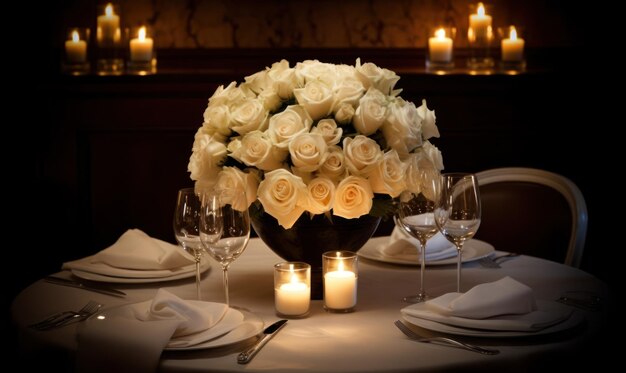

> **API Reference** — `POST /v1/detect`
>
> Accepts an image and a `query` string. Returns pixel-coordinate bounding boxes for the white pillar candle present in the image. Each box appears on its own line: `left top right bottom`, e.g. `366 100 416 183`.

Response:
97 3 120 44
324 268 357 309
428 28 453 62
275 282 310 316
501 27 525 61
469 3 492 40
130 26 154 62
65 30 87 63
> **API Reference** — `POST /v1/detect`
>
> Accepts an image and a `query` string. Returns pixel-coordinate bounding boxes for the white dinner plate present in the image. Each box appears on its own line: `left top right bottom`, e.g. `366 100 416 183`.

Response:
85 304 264 351
357 237 494 266
71 256 211 283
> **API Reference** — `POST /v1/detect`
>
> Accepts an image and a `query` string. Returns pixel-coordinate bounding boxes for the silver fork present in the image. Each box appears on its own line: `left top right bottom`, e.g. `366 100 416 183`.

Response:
31 301 102 330
394 320 500 355
478 253 519 268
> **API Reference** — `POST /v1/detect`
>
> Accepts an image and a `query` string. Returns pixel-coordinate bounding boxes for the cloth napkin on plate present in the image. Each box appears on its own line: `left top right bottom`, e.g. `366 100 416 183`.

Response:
402 277 571 331
76 289 244 373
63 229 195 277
382 226 457 262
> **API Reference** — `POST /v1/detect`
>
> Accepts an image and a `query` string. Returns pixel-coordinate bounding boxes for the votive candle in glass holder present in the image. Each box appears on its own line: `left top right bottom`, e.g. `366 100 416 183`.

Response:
498 25 526 73
323 251 358 313
127 25 157 75
63 28 90 75
467 2 495 71
427 27 456 72
96 2 124 75
274 262 311 318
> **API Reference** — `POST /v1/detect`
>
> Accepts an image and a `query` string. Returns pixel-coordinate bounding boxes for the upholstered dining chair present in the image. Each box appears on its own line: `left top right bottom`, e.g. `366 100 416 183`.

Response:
474 167 587 267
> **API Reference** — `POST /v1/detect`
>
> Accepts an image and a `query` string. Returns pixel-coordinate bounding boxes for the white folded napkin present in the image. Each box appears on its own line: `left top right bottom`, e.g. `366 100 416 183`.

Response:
63 229 195 277
402 277 572 331
77 289 244 373
382 226 457 262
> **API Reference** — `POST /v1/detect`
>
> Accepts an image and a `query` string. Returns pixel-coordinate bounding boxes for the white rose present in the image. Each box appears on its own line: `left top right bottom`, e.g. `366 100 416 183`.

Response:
317 145 347 182
417 99 440 139
404 153 441 201
303 177 335 214
343 135 383 176
230 99 269 135
354 58 400 96
293 80 334 120
295 60 337 86
242 69 270 95
208 81 249 107
215 167 260 211
382 98 422 159
231 131 286 171
188 133 227 183
333 176 373 219
267 105 313 149
368 150 407 197
202 104 232 137
258 89 282 112
289 133 328 172
257 169 308 228
334 103 355 125
353 88 387 135
268 60 298 100
420 140 444 171
311 119 342 146
333 77 365 108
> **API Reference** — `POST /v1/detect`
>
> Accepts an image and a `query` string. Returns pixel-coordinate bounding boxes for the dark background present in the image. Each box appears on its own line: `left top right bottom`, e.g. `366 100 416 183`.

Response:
9 0 610 350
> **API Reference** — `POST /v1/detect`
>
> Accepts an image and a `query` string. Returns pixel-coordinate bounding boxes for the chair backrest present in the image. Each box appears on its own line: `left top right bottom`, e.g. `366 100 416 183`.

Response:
474 167 587 267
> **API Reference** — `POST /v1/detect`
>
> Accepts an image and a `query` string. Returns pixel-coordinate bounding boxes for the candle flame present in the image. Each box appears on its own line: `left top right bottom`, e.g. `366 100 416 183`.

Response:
509 26 518 40
289 263 298 283
105 3 114 16
435 28 446 39
138 26 147 41
338 259 345 272
72 30 80 42
477 3 485 16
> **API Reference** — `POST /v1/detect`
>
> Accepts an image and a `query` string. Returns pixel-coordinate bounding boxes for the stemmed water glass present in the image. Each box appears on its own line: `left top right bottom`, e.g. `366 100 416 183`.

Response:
173 188 206 300
434 173 481 293
199 187 250 307
395 163 442 303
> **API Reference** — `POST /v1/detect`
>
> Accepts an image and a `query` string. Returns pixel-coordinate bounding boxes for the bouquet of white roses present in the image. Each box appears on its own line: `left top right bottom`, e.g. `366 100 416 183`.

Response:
188 59 444 229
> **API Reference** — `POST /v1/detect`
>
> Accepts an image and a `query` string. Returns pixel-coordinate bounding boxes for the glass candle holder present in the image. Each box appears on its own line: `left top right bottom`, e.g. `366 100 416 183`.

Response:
96 2 124 75
63 28 90 75
274 262 311 318
127 25 157 75
467 2 495 71
323 251 358 313
498 25 526 73
427 27 456 72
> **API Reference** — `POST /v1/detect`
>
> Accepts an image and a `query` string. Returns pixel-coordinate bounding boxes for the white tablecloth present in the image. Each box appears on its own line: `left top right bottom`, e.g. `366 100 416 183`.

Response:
11 237 609 372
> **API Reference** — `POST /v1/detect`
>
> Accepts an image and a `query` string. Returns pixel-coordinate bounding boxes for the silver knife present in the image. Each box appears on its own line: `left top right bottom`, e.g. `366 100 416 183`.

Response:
237 319 287 364
45 276 127 298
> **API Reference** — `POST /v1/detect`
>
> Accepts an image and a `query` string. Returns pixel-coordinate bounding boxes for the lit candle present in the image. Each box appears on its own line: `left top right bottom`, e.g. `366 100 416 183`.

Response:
324 258 357 310
469 3 492 41
428 28 453 62
130 26 154 62
97 3 120 44
65 30 87 63
275 264 310 316
501 26 525 62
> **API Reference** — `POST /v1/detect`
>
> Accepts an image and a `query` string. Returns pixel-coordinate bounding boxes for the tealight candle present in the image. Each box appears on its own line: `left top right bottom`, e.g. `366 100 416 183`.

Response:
130 26 154 62
501 26 524 62
323 251 358 312
468 2 492 41
65 30 87 64
428 28 453 63
274 262 310 317
97 3 121 45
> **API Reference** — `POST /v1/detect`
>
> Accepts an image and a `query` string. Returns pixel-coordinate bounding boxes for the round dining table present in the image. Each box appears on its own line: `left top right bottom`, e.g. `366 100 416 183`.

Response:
12 237 609 372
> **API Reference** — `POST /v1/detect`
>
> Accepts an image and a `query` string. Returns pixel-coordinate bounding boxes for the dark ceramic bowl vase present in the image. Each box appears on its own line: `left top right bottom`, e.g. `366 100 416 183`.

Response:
250 203 381 299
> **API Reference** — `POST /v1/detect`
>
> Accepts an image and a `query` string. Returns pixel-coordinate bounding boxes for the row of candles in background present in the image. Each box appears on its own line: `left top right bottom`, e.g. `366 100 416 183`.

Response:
428 2 526 72
275 251 358 317
63 3 156 75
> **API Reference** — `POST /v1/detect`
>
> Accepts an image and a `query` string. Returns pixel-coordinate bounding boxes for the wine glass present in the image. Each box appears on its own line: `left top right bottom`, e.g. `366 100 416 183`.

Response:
434 173 481 293
395 163 442 303
200 188 250 307
173 188 206 300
